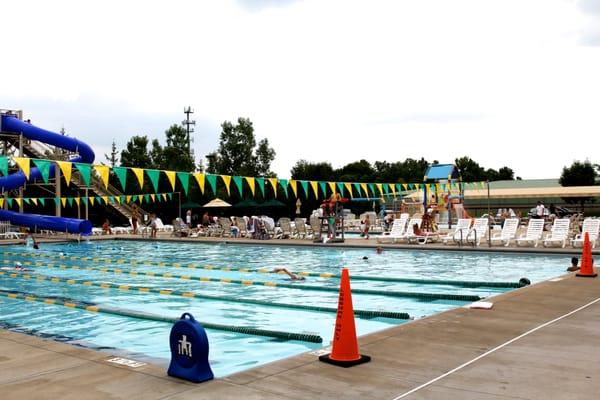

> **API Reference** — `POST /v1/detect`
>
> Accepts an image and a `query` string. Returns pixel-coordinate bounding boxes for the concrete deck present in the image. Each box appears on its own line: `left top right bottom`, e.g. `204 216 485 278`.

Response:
2 245 599 399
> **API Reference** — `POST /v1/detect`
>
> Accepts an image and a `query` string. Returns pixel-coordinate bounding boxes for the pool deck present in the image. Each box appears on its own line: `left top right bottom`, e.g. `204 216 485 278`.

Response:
1 236 600 399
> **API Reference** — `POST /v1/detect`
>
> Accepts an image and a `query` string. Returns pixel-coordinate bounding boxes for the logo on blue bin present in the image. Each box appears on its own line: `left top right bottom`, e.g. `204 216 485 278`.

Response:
167 313 214 383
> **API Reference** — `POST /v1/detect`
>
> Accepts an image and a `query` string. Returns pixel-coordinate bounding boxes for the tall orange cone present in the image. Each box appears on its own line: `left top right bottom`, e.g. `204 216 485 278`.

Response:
577 232 597 278
319 268 371 367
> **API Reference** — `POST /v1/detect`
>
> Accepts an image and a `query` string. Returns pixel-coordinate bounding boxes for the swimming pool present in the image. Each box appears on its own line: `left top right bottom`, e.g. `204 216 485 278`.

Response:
0 240 567 377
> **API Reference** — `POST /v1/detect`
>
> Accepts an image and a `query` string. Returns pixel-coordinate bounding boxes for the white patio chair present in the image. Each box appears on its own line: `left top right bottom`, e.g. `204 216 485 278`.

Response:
393 218 422 243
490 218 520 247
571 218 600 248
442 218 472 245
376 214 409 244
515 219 545 247
465 218 489 246
542 218 571 248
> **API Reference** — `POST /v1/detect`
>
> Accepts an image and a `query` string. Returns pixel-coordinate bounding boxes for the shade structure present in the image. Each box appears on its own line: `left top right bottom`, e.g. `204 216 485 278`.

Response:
181 200 203 209
234 199 260 208
202 198 232 207
258 199 287 208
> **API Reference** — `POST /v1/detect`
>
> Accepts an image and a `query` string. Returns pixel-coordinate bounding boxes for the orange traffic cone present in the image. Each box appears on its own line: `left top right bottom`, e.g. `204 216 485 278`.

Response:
577 232 597 278
319 268 371 367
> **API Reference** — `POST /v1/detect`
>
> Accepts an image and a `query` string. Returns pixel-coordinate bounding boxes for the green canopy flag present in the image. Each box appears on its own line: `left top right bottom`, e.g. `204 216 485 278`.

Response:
144 194 150 203
24 198 31 205
396 183 402 194
109 196 115 204
146 169 160 193
336 182 345 197
383 184 389 195
53 197 60 207
319 181 327 198
0 156 8 177
368 183 376 197
300 180 309 198
113 167 128 191
167 193 173 200
353 183 362 196
232 176 244 198
255 177 265 198
96 196 103 205
7 198 13 208
82 197 88 206
32 159 52 184
74 163 92 187
131 195 138 202
205 174 217 195
279 179 289 198
67 197 74 207
177 172 190 196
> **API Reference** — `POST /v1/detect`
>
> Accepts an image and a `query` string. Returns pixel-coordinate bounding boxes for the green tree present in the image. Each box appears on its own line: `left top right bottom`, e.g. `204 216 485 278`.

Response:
455 156 486 182
104 140 119 167
255 138 276 176
160 125 195 172
207 118 276 176
120 136 152 168
335 160 375 182
559 160 598 210
497 167 515 180
290 160 335 180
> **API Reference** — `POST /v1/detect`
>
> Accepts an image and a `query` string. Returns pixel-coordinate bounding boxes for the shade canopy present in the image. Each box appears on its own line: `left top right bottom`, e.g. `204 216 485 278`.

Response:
234 199 260 208
202 198 232 207
181 200 203 209
259 199 287 208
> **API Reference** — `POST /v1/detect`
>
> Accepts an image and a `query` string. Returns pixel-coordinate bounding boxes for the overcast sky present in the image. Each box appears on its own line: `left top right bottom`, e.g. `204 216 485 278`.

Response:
2 0 599 180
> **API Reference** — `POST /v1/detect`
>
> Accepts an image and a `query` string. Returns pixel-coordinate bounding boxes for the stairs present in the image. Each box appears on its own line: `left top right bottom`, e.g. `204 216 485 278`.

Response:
6 135 144 222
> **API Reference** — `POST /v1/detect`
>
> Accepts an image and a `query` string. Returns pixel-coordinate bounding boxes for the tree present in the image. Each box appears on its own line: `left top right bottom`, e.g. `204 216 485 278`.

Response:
559 160 598 210
497 167 514 180
120 136 152 168
255 138 276 176
104 140 119 167
207 118 276 176
160 125 195 172
290 160 334 180
335 160 375 182
455 156 486 182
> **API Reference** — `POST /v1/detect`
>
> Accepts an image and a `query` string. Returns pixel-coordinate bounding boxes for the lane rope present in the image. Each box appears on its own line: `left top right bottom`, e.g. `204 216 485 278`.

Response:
0 269 410 319
1 258 481 302
0 288 323 343
2 251 522 288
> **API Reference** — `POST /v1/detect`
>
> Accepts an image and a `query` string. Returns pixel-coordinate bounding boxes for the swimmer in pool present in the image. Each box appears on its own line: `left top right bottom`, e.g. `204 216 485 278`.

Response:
272 267 305 281
567 257 579 272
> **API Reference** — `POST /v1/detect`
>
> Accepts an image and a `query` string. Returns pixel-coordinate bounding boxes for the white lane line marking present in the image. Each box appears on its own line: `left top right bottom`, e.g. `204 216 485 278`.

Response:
391 296 600 400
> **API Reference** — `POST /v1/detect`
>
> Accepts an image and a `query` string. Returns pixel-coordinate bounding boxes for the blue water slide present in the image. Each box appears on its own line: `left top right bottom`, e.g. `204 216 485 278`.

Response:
0 115 94 234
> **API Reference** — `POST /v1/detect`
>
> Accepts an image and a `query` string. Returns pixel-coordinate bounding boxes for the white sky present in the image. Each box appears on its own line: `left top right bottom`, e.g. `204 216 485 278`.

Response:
1 0 599 179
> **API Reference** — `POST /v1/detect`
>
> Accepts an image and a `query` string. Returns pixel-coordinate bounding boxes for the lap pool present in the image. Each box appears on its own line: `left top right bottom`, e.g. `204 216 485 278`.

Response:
0 240 567 377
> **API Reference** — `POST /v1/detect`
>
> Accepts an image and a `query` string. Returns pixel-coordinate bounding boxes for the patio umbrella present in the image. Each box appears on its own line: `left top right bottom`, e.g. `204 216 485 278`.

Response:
258 199 287 208
202 198 232 208
181 200 203 209
234 199 260 208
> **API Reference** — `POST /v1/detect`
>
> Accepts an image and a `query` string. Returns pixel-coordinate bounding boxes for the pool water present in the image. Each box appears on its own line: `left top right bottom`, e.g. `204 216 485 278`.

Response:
0 240 567 377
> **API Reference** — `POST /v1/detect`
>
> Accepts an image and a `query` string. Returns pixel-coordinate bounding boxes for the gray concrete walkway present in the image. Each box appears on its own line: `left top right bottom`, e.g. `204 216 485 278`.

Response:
1 268 599 399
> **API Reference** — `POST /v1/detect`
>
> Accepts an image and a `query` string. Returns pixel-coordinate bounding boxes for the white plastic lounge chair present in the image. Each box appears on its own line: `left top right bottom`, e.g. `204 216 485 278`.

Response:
294 218 309 239
571 218 600 248
278 218 293 239
515 219 545 247
393 218 422 243
376 215 409 244
490 218 520 247
407 227 440 245
465 218 489 246
542 218 571 248
442 218 472 245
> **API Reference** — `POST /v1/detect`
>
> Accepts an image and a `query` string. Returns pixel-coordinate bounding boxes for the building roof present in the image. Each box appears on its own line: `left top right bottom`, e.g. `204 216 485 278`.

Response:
424 164 458 181
465 185 600 199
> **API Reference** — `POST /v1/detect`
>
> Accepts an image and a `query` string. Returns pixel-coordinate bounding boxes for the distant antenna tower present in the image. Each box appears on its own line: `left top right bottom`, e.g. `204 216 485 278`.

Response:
182 107 195 158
